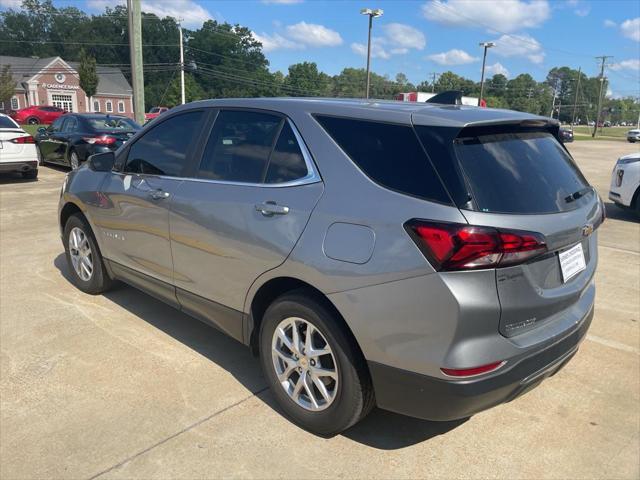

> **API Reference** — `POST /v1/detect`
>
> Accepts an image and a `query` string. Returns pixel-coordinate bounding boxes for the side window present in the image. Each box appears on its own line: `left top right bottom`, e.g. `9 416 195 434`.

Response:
50 117 65 132
197 110 282 183
265 122 308 183
62 117 77 132
124 111 204 177
315 116 452 204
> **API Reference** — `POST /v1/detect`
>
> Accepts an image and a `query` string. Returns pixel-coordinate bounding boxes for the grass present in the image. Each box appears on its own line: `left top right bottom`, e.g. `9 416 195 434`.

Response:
570 125 633 142
22 124 45 136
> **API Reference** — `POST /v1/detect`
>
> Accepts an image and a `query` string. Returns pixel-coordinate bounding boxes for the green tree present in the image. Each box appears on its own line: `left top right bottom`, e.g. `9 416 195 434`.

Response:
284 62 330 97
78 49 98 99
162 73 205 106
0 65 15 109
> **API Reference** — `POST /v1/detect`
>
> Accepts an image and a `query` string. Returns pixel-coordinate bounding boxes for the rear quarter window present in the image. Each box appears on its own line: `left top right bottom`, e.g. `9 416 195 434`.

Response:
315 115 451 204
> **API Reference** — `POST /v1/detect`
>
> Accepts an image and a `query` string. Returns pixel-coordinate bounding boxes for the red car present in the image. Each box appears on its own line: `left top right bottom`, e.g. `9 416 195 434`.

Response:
144 106 169 123
10 105 66 125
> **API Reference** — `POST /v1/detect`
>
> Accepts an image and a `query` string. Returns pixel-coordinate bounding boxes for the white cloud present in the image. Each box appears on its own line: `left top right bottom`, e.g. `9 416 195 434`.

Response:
574 6 590 17
620 17 640 42
86 0 212 28
422 0 550 33
486 62 510 77
491 33 546 64
610 59 640 71
427 48 478 65
604 19 617 28
0 0 23 8
285 22 342 47
252 32 299 52
351 23 426 61
382 23 426 50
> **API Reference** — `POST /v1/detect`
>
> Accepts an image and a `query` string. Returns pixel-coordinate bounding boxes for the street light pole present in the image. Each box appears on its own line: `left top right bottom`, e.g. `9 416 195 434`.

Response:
478 41 494 107
360 8 383 100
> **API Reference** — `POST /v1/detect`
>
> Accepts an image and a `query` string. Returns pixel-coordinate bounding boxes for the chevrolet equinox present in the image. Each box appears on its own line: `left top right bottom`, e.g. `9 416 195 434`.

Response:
58 98 603 435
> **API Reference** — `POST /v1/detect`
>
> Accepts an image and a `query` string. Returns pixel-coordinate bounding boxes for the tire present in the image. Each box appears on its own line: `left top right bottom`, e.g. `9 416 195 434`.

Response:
63 213 114 295
259 290 374 436
22 169 38 179
27 117 40 125
69 149 80 170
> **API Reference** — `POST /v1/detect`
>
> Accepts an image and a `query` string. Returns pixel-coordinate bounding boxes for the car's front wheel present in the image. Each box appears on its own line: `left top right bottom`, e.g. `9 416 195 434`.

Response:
69 150 80 170
259 291 374 436
63 213 114 294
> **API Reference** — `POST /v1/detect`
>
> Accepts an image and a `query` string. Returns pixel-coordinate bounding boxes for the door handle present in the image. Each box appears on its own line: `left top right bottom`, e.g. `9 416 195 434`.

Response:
255 201 289 216
149 189 170 200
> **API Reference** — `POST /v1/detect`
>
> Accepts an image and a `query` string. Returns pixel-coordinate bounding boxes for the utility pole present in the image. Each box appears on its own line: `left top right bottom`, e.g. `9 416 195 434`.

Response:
127 0 145 124
478 42 495 107
527 88 534 113
360 8 383 99
592 55 612 138
571 67 581 130
179 23 185 105
429 72 439 93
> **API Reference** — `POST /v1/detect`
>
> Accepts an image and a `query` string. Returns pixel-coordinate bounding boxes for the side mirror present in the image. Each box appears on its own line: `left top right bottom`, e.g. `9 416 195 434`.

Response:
37 127 47 135
88 151 115 172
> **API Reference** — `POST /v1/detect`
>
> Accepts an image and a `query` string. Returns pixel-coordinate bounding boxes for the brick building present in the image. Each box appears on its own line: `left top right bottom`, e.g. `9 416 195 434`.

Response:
1 55 133 118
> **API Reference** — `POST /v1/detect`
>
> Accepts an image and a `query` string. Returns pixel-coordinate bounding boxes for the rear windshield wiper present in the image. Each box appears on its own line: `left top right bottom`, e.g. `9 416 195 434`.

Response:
564 187 592 203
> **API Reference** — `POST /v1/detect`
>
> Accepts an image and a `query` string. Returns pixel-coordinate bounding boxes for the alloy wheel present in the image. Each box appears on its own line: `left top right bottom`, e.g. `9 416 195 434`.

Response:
69 227 93 281
271 317 339 411
70 151 79 170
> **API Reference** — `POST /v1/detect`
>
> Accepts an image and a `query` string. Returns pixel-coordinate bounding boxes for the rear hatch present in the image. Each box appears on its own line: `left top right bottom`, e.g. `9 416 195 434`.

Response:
415 119 603 337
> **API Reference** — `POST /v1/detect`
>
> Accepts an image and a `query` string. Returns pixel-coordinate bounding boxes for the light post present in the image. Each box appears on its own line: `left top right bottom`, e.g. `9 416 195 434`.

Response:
478 41 495 107
360 8 383 99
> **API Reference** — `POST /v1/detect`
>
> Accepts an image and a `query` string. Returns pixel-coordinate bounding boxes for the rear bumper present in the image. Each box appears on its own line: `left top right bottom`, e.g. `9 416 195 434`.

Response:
0 160 37 173
369 304 593 421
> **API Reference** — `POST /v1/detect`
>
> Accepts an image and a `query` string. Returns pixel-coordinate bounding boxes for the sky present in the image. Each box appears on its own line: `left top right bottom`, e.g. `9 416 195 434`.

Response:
2 0 639 97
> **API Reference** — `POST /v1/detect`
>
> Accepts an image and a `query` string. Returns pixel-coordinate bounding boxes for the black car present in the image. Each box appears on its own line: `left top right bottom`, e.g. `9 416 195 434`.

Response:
36 114 140 169
559 127 574 143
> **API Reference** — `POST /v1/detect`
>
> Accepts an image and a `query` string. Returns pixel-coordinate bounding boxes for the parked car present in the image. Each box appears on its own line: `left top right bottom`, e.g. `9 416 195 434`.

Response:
9 105 66 125
609 153 640 216
626 128 640 143
144 106 169 123
36 114 140 170
559 127 574 143
58 99 604 435
0 113 38 179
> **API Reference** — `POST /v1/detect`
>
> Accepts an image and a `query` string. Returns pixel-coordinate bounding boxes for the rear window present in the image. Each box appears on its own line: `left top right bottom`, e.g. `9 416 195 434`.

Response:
88 117 139 132
454 131 588 214
315 116 451 204
0 116 18 129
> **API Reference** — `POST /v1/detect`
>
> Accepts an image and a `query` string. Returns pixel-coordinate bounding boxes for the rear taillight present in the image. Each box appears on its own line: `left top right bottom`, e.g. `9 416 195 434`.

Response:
441 361 505 378
406 220 547 271
10 135 35 144
83 135 116 145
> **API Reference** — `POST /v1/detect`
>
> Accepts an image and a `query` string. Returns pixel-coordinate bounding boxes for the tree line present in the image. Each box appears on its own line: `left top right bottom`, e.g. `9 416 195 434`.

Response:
1 0 638 123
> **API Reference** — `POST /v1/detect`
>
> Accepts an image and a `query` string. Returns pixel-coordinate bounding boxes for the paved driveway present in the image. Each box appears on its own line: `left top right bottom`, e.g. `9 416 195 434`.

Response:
1 141 638 479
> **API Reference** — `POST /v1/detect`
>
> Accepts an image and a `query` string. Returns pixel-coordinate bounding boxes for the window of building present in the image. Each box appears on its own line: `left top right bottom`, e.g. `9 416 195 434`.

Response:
106 100 113 113
124 111 204 177
93 100 100 112
117 101 125 113
10 97 19 110
0 102 5 110
51 94 73 112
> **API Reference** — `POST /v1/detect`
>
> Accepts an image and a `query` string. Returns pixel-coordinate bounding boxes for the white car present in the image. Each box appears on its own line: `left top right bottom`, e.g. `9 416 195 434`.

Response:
609 152 640 216
0 113 38 179
627 129 640 143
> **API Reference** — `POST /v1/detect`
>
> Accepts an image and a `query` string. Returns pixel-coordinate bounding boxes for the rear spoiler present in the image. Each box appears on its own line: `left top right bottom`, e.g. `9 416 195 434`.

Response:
426 90 464 105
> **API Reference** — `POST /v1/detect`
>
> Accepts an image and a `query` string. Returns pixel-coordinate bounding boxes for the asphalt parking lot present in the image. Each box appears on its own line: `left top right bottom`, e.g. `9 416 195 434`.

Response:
1 141 639 479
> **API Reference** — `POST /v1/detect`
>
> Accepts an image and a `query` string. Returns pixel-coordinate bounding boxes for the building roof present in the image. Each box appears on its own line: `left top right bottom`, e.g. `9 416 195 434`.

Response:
0 56 132 96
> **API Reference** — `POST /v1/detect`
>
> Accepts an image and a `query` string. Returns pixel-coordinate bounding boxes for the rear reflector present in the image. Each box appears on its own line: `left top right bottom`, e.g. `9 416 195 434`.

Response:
9 135 35 144
406 220 547 271
441 361 505 378
83 135 116 145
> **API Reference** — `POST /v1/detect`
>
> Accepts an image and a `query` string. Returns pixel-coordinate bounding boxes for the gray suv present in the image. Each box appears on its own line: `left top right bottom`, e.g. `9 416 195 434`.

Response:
58 98 603 435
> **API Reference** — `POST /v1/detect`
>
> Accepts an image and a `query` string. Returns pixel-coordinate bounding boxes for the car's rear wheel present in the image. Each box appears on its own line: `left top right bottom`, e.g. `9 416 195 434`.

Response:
26 117 40 125
259 291 374 436
63 213 114 294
